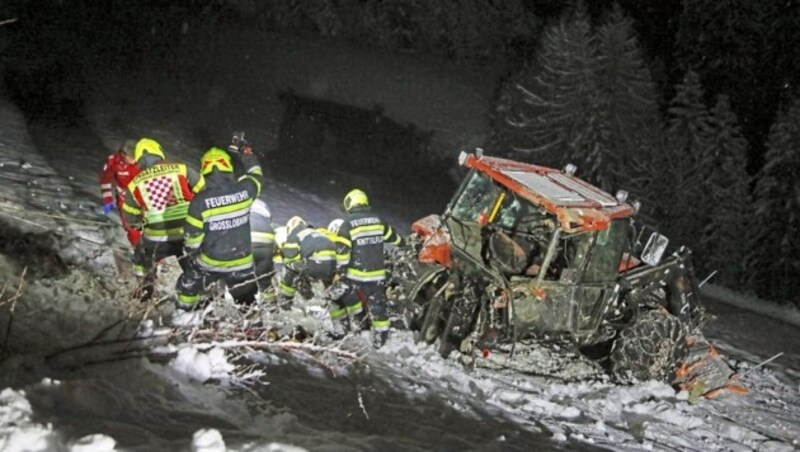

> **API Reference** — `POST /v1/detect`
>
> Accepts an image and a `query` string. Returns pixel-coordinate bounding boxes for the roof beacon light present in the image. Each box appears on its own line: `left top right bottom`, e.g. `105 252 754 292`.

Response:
458 150 468 166
475 147 484 158
563 163 577 175
615 190 629 203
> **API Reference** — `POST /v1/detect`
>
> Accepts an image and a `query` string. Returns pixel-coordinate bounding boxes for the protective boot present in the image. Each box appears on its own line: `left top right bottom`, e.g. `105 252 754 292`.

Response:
327 316 351 340
372 329 390 349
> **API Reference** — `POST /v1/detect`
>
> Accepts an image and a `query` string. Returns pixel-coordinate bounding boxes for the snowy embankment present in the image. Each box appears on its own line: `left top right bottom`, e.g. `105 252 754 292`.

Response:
701 283 800 328
1 84 799 450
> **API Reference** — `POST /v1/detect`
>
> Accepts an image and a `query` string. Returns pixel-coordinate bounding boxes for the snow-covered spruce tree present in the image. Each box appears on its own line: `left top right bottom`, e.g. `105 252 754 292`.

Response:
746 99 800 304
675 1 800 155
490 5 602 180
594 4 662 193
695 95 750 287
489 4 662 192
661 70 715 252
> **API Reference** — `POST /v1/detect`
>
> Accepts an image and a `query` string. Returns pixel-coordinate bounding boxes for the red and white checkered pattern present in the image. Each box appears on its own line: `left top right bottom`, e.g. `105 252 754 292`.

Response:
145 176 178 210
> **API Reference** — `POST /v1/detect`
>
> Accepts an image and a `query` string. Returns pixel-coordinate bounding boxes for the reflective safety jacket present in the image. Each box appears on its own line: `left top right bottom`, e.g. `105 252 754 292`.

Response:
100 151 139 206
121 162 204 242
282 226 336 267
318 228 350 268
337 207 403 282
250 196 275 249
184 154 263 272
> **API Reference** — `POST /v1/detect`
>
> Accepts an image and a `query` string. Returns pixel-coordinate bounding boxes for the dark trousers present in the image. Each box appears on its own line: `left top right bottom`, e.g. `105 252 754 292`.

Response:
176 257 259 309
253 243 275 286
133 239 188 282
338 280 388 329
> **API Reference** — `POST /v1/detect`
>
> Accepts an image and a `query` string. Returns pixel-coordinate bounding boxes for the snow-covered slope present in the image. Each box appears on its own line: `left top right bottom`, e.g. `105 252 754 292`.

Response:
0 34 798 451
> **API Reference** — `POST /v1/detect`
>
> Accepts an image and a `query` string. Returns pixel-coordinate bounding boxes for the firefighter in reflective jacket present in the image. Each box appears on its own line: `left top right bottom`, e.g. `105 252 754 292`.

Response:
250 193 276 286
121 138 205 301
277 216 337 306
333 189 403 347
175 147 263 309
100 139 141 246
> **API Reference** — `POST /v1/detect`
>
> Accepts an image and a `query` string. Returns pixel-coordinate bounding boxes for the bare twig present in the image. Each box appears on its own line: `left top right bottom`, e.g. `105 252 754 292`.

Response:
740 352 784 378
698 270 718 288
1 267 28 355
0 18 18 26
357 389 370 420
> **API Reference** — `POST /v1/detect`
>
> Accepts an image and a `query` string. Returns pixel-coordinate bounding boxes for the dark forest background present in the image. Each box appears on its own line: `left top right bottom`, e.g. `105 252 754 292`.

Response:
1 0 799 307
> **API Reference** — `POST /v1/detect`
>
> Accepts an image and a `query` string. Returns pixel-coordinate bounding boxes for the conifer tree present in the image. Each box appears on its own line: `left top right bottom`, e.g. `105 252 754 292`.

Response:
491 4 599 171
491 3 661 192
661 70 714 251
594 4 661 192
696 95 750 286
747 99 800 303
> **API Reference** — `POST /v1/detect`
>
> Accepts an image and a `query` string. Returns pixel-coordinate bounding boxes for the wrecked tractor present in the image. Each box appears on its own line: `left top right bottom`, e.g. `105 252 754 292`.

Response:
388 151 740 390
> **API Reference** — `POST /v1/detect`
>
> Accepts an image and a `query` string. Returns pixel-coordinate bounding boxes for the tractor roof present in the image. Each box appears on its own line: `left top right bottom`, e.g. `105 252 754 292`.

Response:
463 153 635 233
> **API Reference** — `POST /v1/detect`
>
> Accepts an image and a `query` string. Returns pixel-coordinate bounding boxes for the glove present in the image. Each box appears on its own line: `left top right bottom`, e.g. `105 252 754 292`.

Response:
102 202 116 215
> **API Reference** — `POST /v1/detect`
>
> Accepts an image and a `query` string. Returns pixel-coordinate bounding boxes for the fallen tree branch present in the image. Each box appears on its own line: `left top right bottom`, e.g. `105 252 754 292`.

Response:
1 267 27 356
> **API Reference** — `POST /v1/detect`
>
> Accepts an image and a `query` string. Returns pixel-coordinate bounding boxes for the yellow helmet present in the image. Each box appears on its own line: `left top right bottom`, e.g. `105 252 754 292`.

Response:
344 189 369 212
287 215 306 234
133 138 165 162
200 147 234 176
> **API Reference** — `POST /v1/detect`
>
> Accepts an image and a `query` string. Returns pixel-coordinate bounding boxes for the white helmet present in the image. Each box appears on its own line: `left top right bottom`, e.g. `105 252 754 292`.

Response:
286 216 306 235
327 218 344 235
275 226 288 248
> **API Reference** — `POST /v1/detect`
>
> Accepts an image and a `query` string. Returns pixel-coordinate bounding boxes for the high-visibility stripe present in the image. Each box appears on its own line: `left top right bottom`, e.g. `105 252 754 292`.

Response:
200 200 252 220
191 177 205 193
351 224 383 239
143 226 185 241
279 281 296 296
177 292 200 309
134 264 144 277
336 252 350 266
122 202 141 216
251 232 275 244
345 302 363 315
382 226 394 240
309 249 336 262
372 319 390 331
329 307 347 319
198 252 254 272
186 215 204 229
101 183 112 189
346 268 386 282
143 203 190 223
185 233 204 247
338 237 352 247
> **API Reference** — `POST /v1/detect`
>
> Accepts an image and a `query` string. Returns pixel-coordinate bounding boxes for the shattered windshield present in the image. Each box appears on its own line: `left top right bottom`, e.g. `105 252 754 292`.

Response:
581 219 629 283
449 170 504 224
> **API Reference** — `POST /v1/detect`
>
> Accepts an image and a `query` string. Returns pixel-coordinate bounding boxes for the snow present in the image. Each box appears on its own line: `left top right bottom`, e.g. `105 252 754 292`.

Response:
0 45 799 452
0 388 54 452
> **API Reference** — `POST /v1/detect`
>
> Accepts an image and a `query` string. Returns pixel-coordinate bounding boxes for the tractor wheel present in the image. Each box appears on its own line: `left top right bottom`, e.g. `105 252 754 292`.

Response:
418 297 445 345
405 267 448 332
610 309 689 383
437 311 459 358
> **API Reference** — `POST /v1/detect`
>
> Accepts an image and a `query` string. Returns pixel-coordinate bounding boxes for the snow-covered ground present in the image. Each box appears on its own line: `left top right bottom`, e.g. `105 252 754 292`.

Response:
1 33 799 450
0 95 800 450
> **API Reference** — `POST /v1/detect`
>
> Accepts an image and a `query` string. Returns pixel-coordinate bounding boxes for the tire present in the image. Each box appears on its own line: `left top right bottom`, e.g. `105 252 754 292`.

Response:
610 309 688 383
405 267 448 332
418 297 444 344
437 311 458 358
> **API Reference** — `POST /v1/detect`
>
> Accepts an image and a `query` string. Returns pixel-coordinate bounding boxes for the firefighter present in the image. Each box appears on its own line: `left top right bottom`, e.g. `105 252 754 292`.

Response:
175 147 263 310
333 189 404 348
276 216 337 308
251 193 276 287
99 139 141 246
121 138 205 302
